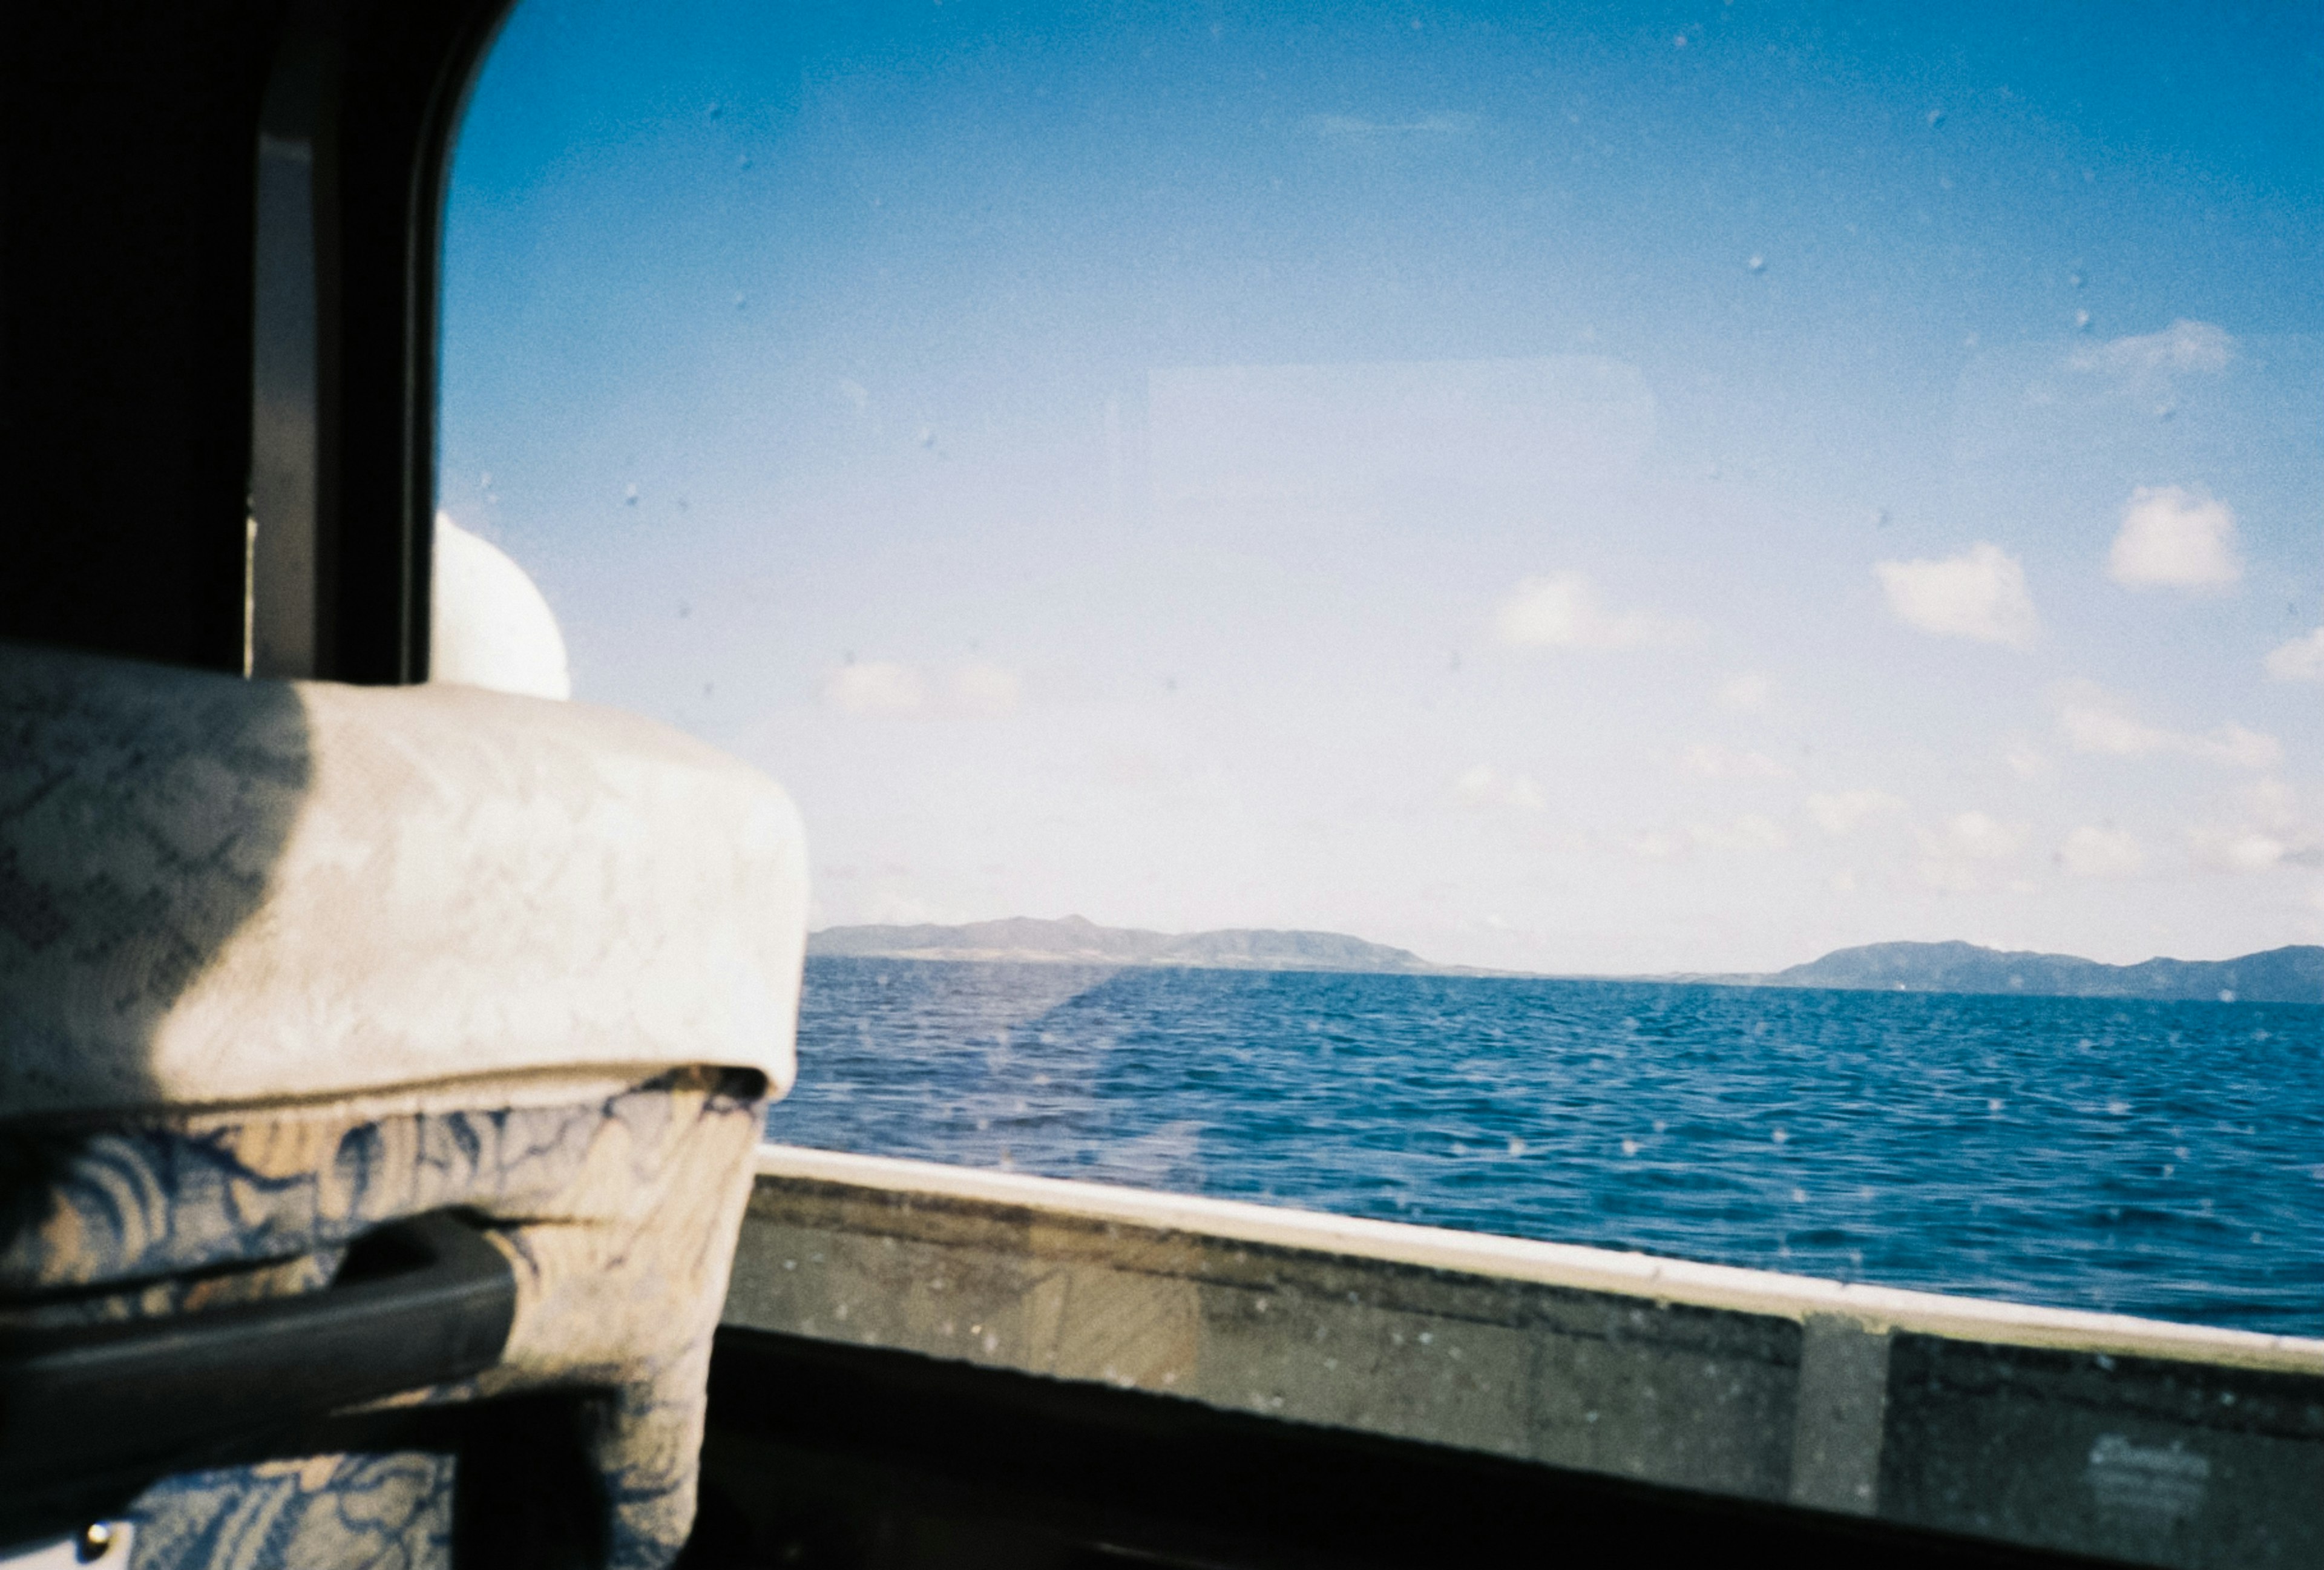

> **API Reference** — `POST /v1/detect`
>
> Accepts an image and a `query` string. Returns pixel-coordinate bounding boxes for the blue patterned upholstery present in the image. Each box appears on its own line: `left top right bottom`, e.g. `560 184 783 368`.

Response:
4 1069 766 1569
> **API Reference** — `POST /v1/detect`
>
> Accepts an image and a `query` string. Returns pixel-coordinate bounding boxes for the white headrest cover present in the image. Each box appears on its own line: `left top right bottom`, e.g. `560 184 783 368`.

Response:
1 645 807 1118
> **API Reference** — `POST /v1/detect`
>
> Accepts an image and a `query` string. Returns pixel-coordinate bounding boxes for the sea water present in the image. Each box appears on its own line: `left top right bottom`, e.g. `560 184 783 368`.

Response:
770 957 2324 1335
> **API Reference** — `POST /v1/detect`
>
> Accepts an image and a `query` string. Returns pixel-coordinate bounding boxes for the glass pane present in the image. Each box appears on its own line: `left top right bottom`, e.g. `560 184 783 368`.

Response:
440 1 2324 1330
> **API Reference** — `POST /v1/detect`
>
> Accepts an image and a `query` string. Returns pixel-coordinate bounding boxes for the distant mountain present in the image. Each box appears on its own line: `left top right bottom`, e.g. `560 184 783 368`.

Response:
807 915 1437 974
808 920 2324 1002
1756 941 2324 1005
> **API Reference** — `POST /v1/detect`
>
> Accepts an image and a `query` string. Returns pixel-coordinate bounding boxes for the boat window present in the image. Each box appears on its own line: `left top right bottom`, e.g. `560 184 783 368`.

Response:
439 1 2324 1335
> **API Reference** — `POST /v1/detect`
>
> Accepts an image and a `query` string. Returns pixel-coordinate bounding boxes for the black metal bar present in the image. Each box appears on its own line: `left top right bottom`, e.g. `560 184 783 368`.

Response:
0 1210 516 1501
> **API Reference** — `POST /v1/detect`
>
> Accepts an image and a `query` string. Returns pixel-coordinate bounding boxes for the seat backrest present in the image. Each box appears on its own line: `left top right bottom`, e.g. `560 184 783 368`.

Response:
2 643 810 1569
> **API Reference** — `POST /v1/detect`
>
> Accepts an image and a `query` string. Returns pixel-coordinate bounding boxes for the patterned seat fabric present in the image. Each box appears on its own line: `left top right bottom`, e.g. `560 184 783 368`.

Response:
4 1069 763 1569
2 646 809 1569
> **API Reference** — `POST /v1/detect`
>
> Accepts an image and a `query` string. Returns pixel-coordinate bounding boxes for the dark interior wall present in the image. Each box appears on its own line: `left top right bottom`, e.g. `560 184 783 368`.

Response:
690 1328 2116 1570
4 1 290 673
2 0 503 680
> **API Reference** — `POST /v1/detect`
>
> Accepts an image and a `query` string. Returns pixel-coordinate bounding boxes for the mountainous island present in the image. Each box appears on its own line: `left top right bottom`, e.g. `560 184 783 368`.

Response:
806 915 1436 973
807 917 2324 1003
1735 940 2324 1006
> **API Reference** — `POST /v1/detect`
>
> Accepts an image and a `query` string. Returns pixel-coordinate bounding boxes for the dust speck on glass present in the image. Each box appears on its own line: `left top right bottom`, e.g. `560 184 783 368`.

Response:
439 2 2324 1332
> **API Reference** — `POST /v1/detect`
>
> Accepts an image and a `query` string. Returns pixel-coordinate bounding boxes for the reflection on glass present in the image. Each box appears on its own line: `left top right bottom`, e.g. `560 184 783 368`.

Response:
440 2 2324 1330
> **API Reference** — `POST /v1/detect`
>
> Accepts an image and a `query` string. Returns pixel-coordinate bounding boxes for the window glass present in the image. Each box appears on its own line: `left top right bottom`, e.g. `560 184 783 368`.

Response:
441 1 2324 1331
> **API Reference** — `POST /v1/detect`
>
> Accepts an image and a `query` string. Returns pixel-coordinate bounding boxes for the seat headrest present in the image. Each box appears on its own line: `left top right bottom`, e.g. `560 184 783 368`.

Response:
1 644 807 1118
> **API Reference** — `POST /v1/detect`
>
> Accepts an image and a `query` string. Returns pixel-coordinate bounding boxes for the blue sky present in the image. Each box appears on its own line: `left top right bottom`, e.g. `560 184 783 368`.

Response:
441 0 2323 972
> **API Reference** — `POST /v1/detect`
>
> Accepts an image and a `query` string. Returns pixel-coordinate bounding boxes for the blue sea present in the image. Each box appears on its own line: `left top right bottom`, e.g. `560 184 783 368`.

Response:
769 957 2324 1336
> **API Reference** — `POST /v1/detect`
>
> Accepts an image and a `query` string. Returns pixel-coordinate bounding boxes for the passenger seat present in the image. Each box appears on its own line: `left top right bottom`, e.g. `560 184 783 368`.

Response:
0 643 807 1569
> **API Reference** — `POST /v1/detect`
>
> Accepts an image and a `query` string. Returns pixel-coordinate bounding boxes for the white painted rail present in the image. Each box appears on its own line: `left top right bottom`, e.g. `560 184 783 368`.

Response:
730 1143 2324 1568
750 1145 2324 1376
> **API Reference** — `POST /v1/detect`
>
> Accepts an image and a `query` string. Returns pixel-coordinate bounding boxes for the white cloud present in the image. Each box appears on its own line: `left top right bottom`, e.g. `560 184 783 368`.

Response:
1678 743 1791 780
950 661 1023 716
1717 671 1772 711
1945 811 2025 859
2265 627 2324 682
2056 685 2280 769
2193 829 2288 875
1875 543 2037 646
1454 764 1547 812
2202 724 2285 769
2107 485 2240 590
2187 779 2324 876
1494 573 1698 651
2058 826 2143 878
1806 789 1906 836
824 660 927 715
2069 319 2234 379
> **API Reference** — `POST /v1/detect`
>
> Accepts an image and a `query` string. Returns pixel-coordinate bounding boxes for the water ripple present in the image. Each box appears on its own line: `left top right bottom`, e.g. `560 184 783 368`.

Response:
771 959 2324 1335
